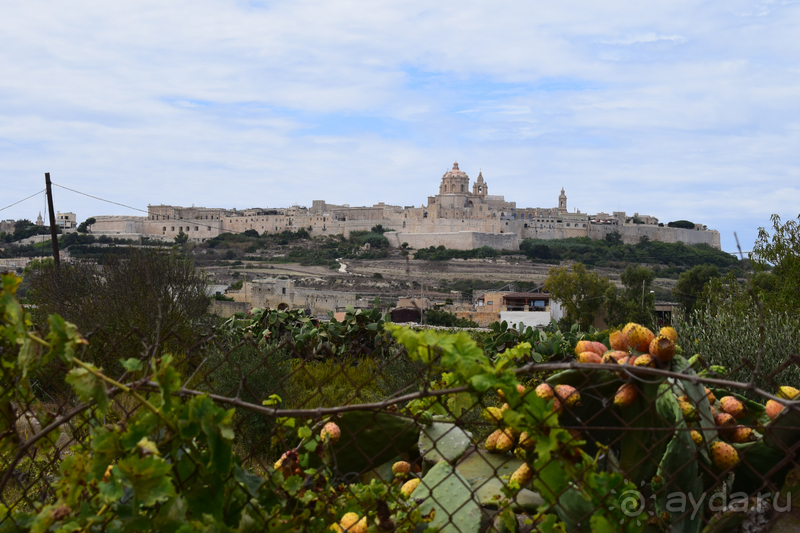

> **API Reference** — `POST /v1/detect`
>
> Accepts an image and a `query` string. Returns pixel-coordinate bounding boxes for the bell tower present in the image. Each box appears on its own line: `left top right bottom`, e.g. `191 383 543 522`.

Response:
558 188 567 213
472 170 488 198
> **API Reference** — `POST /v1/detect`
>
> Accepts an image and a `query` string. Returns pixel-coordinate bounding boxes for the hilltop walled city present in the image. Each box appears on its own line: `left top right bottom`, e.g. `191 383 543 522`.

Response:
85 162 720 251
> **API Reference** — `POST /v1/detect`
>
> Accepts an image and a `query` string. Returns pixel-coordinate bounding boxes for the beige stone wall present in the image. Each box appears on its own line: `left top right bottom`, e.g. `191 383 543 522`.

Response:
588 224 721 249
385 231 519 251
455 310 499 327
226 279 356 316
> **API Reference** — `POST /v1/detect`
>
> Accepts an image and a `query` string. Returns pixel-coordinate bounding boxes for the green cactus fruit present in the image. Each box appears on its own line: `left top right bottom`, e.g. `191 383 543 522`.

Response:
554 384 582 407
719 396 747 419
710 441 739 470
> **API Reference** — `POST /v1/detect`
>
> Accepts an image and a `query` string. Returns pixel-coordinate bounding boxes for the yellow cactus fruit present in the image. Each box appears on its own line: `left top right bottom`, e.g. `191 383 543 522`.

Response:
705 388 716 404
518 431 535 450
535 383 554 400
624 323 655 352
400 478 421 498
500 403 510 412
483 407 505 424
330 524 344 533
719 396 747 419
577 351 602 364
658 326 678 343
614 383 638 408
495 430 516 453
730 426 757 443
602 350 628 364
634 354 656 368
609 330 627 351
554 384 582 407
649 335 676 363
710 441 740 470
320 422 341 444
496 388 506 401
392 461 411 476
485 429 503 452
766 399 785 421
677 400 698 421
340 512 360 530
351 517 368 533
510 463 534 486
778 386 800 400
690 430 703 446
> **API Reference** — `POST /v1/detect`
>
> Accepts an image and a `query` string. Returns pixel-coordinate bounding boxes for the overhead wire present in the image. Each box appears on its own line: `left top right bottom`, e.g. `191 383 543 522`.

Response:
0 189 46 213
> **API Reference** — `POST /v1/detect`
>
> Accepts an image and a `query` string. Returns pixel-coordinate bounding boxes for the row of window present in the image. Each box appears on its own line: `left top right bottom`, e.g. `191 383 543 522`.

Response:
163 226 209 232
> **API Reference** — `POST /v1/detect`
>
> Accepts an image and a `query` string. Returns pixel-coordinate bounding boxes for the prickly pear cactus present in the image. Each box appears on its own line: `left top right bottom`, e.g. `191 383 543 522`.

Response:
413 461 485 533
419 417 473 463
330 410 420 475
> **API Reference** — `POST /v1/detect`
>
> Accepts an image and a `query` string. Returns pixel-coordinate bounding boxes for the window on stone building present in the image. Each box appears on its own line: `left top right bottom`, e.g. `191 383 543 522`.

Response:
171 227 175 231
195 227 198 231
162 227 166 232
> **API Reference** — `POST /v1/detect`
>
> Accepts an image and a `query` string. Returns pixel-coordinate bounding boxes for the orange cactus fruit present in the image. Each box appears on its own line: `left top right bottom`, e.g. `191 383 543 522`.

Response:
575 340 604 356
614 383 638 408
320 422 341 444
625 323 655 352
400 478 421 497
730 426 757 443
719 396 747 419
518 431 535 450
710 405 718 416
495 430 516 453
535 383 554 400
778 386 800 400
551 397 563 415
577 351 602 364
516 384 527 395
609 330 627 351
649 335 676 363
690 430 703 446
510 463 534 486
705 388 716 404
658 326 678 343
766 399 785 421
340 513 360 531
634 354 656 368
710 441 740 470
602 350 628 364
554 384 582 407
485 429 503 451
714 413 736 436
392 461 411 476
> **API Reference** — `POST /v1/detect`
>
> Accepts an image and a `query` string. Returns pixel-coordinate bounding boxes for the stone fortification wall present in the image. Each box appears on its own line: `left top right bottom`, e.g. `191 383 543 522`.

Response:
588 224 721 249
91 216 145 235
209 300 247 317
385 231 519 251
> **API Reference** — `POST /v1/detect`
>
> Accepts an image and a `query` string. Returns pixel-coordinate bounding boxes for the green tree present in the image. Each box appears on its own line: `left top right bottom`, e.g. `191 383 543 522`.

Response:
751 213 800 313
174 229 189 244
668 220 695 229
672 264 721 317
76 216 96 233
604 265 656 327
543 263 611 329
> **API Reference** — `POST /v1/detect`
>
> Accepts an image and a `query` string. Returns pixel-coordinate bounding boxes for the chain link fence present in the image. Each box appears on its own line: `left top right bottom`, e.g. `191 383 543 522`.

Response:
2 280 800 532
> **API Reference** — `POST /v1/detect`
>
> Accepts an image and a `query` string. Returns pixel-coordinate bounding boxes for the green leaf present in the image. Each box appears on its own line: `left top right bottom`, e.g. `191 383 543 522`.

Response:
121 358 143 372
116 455 176 508
65 366 109 413
590 514 614 533
297 426 312 439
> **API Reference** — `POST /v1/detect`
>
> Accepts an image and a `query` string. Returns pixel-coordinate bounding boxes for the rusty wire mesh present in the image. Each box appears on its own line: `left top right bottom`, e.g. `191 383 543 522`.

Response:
3 314 800 533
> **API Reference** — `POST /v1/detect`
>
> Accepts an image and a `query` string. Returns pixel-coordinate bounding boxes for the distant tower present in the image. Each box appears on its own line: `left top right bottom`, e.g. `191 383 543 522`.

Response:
439 161 469 195
558 188 567 213
472 170 488 198
35 212 44 226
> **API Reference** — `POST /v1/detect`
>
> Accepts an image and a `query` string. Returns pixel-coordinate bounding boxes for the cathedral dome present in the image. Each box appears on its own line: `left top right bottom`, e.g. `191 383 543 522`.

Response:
443 161 468 179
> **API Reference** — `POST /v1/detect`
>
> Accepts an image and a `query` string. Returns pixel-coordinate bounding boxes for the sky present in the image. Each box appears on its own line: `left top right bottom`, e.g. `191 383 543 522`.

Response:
2 0 799 253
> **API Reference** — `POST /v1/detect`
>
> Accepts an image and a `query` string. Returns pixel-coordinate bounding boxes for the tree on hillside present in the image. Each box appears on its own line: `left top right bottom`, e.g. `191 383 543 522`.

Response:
544 263 611 330
174 229 189 244
751 213 800 313
673 264 721 318
77 217 96 233
668 220 695 229
604 265 657 327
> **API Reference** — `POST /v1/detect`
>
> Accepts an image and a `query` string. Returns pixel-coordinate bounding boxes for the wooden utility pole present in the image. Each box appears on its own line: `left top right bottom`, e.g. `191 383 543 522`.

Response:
44 173 60 271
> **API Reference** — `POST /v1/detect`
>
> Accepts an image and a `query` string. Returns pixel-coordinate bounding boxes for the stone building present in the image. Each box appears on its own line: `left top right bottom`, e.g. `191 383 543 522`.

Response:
87 161 721 250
